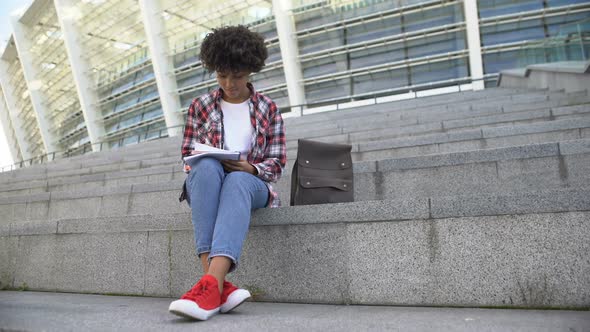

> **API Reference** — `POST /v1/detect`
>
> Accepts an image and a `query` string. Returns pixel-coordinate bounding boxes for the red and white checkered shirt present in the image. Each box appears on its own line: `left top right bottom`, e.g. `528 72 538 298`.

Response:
181 83 287 208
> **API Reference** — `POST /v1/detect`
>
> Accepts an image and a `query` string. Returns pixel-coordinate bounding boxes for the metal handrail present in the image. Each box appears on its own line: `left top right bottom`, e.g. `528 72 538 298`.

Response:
284 75 497 115
515 17 590 68
0 124 186 173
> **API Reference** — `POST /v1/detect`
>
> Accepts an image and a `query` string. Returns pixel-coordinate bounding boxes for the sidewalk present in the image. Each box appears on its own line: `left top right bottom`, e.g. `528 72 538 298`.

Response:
0 291 588 331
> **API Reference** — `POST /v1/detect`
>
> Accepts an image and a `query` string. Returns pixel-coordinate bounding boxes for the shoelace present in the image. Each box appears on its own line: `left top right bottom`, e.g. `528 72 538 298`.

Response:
182 280 209 301
182 280 221 302
193 284 212 303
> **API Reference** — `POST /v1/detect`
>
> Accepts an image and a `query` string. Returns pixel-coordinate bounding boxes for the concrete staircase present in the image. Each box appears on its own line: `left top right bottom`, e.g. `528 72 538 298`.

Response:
0 87 589 309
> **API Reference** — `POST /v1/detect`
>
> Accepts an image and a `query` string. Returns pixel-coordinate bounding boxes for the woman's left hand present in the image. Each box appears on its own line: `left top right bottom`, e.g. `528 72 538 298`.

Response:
221 160 257 175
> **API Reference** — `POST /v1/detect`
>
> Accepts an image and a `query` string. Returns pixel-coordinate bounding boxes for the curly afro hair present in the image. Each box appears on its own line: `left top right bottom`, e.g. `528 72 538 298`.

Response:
200 25 268 74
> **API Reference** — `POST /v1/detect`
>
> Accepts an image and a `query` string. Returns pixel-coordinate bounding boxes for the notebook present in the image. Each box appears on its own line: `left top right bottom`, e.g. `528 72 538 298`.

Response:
183 143 241 166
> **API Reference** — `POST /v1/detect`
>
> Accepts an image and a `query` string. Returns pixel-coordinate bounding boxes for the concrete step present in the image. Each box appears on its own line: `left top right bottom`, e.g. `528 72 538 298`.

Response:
1 89 587 187
2 188 588 308
348 117 590 162
0 149 182 187
340 105 590 148
277 138 590 203
0 89 569 173
1 87 588 310
285 109 590 153
285 92 590 145
0 89 582 184
287 103 590 148
2 115 589 199
285 99 559 139
285 117 590 162
0 162 183 198
3 291 589 332
6 96 590 184
284 89 587 132
0 135 183 176
0 176 190 223
283 88 550 126
287 91 590 140
0 150 188 195
1 138 588 225
0 125 590 197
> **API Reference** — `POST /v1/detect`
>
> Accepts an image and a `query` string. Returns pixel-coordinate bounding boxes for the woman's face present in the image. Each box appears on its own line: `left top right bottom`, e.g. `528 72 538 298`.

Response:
216 70 251 103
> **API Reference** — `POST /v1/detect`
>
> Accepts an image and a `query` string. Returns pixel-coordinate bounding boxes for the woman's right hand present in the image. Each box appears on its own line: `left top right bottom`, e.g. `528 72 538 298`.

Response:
185 151 205 173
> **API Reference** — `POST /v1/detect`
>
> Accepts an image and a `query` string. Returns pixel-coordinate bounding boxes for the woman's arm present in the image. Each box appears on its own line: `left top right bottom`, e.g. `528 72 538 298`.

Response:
181 99 200 157
221 160 257 175
181 98 214 172
252 102 286 183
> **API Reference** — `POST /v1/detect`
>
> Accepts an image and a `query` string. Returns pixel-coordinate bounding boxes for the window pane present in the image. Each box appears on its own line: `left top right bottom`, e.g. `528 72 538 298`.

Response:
482 50 520 73
403 4 462 33
546 0 589 8
305 78 350 104
410 58 468 85
345 16 402 44
480 20 545 46
352 68 410 95
406 31 466 58
478 0 543 19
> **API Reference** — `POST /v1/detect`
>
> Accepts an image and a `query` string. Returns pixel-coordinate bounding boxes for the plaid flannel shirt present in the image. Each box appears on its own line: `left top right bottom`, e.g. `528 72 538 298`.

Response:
181 83 287 208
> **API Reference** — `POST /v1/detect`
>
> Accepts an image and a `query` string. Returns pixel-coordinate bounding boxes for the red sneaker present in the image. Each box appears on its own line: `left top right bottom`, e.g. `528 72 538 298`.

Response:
169 274 221 320
220 280 251 313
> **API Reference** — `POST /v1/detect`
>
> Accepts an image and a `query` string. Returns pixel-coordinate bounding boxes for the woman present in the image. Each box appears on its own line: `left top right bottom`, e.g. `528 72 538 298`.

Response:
169 25 286 321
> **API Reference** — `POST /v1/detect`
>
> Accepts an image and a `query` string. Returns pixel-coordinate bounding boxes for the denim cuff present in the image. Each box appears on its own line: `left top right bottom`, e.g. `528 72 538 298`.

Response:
196 246 212 257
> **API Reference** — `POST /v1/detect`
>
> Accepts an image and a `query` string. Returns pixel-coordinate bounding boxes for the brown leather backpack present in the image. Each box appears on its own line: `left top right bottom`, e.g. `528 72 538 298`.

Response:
290 139 354 206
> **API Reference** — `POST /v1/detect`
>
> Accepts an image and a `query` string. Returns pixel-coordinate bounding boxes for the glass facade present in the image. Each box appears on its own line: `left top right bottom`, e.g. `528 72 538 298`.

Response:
6 55 44 158
25 1 88 156
479 0 590 76
0 0 588 164
293 0 469 105
97 47 165 149
74 0 166 150
163 0 283 117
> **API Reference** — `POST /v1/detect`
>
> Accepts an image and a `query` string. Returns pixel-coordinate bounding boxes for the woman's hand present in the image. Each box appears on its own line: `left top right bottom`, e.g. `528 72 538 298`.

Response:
221 160 257 175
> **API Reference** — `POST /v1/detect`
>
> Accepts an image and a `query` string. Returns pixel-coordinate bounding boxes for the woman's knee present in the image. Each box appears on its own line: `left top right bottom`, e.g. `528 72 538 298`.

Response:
187 158 224 188
223 171 252 187
223 172 267 201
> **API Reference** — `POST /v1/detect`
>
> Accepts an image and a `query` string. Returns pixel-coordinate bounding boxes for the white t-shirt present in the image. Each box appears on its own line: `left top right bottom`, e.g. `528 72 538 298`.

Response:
220 99 253 157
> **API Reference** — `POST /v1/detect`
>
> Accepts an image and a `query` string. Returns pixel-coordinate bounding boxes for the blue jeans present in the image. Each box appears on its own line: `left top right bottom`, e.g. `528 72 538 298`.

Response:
186 157 269 273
